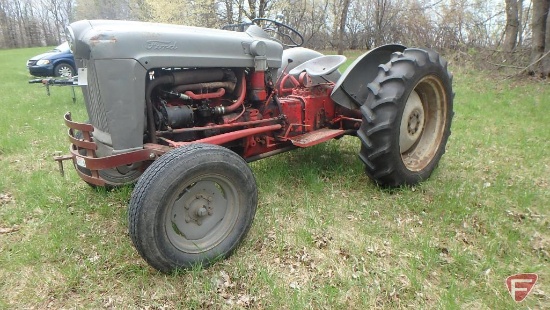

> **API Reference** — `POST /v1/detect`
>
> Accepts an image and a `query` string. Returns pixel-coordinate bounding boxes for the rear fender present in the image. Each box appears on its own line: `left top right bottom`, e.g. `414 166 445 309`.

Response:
330 44 406 110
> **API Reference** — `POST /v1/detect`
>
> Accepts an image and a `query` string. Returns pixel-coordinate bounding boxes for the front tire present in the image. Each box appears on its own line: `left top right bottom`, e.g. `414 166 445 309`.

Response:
357 48 453 187
99 167 142 186
129 144 258 273
54 63 75 77
74 126 141 188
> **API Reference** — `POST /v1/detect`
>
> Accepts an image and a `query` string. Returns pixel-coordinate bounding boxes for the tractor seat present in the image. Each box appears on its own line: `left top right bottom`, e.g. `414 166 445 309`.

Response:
288 55 347 77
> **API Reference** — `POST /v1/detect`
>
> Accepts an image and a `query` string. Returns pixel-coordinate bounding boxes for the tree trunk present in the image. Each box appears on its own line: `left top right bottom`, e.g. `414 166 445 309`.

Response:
543 7 550 76
529 0 550 75
337 0 350 55
247 0 257 19
258 0 268 19
504 0 519 51
224 0 233 24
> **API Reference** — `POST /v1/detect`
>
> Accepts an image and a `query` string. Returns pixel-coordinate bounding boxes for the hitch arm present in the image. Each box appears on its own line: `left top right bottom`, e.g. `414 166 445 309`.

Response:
53 153 74 177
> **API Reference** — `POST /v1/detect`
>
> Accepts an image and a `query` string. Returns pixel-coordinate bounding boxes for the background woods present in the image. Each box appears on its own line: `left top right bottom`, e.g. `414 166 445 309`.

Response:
1 0 548 76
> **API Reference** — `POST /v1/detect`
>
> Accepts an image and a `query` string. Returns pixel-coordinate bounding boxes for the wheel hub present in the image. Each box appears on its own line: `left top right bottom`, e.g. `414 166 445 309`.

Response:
408 109 422 135
400 90 425 153
169 180 227 241
185 193 214 225
59 67 72 77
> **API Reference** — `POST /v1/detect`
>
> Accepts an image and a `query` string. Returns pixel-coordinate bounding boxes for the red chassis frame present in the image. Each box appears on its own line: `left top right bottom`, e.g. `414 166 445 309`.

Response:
58 73 362 186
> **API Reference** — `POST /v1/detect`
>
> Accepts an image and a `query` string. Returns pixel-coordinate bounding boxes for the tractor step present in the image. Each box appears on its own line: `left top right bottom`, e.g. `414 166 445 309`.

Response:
289 128 346 147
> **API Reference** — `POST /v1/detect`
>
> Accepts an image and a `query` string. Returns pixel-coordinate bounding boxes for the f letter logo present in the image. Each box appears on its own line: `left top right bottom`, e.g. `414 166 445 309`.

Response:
506 273 538 302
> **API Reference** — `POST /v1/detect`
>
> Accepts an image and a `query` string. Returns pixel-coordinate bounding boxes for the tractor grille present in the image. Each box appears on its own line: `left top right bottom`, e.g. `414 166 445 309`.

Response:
84 60 109 133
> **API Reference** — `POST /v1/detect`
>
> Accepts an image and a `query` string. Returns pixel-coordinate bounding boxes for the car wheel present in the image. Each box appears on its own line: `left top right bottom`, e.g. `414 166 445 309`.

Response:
54 63 75 77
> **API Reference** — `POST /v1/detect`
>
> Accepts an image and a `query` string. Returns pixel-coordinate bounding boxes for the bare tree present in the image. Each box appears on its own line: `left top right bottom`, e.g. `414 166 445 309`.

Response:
337 0 350 54
0 0 540 60
504 0 519 51
75 0 134 20
129 0 152 21
529 0 550 76
244 0 273 20
217 0 235 24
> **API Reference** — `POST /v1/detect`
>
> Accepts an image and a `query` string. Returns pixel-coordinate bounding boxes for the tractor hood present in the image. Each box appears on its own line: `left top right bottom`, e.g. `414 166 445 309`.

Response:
67 20 284 69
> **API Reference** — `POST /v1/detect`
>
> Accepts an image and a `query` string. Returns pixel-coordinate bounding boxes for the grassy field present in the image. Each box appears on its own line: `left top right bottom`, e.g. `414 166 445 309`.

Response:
0 46 548 309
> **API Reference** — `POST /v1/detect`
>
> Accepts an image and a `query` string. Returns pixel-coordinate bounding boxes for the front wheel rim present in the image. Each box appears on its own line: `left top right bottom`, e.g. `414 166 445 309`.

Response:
400 75 448 171
164 174 239 254
58 66 72 77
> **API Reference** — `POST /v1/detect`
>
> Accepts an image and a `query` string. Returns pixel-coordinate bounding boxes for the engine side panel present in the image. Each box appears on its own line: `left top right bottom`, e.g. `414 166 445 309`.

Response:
85 59 147 153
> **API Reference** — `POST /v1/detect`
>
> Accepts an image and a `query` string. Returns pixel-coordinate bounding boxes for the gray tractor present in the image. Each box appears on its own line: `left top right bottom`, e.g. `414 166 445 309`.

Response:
62 19 453 272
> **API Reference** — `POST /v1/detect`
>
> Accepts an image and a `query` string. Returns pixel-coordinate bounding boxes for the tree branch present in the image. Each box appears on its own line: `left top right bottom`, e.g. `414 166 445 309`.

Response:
517 49 550 75
488 61 524 69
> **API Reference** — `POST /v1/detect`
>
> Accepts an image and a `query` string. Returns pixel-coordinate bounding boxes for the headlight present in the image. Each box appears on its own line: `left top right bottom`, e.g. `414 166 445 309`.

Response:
36 59 51 65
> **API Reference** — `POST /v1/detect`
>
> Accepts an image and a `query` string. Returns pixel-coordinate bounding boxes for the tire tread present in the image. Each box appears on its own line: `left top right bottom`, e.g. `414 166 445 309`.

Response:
357 48 453 187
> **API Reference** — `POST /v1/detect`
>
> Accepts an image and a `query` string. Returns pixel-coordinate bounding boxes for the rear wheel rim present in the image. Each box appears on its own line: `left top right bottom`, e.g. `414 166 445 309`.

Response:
400 75 447 171
164 174 239 254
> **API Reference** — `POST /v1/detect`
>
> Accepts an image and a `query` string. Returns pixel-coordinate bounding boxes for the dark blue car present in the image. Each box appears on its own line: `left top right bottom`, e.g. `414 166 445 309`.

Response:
27 42 76 77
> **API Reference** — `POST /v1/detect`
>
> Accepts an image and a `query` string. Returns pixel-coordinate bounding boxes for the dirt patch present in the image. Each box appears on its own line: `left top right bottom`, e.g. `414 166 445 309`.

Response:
0 192 14 205
531 232 550 259
0 192 18 234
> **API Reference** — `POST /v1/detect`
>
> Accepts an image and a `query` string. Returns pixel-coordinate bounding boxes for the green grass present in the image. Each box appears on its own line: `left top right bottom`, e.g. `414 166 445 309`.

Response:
0 47 549 309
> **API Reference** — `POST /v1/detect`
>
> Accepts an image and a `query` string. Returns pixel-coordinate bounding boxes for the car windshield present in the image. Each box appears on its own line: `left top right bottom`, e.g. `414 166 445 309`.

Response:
52 42 70 53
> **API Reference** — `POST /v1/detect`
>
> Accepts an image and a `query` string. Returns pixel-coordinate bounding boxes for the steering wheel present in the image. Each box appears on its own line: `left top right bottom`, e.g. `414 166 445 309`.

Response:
252 18 304 48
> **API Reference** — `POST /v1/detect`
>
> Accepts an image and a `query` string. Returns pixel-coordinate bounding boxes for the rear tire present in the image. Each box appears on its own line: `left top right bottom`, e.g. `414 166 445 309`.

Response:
128 144 258 273
357 48 453 187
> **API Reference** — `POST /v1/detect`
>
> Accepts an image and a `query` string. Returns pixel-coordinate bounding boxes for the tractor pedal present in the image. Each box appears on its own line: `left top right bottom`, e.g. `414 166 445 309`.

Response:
289 128 346 147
